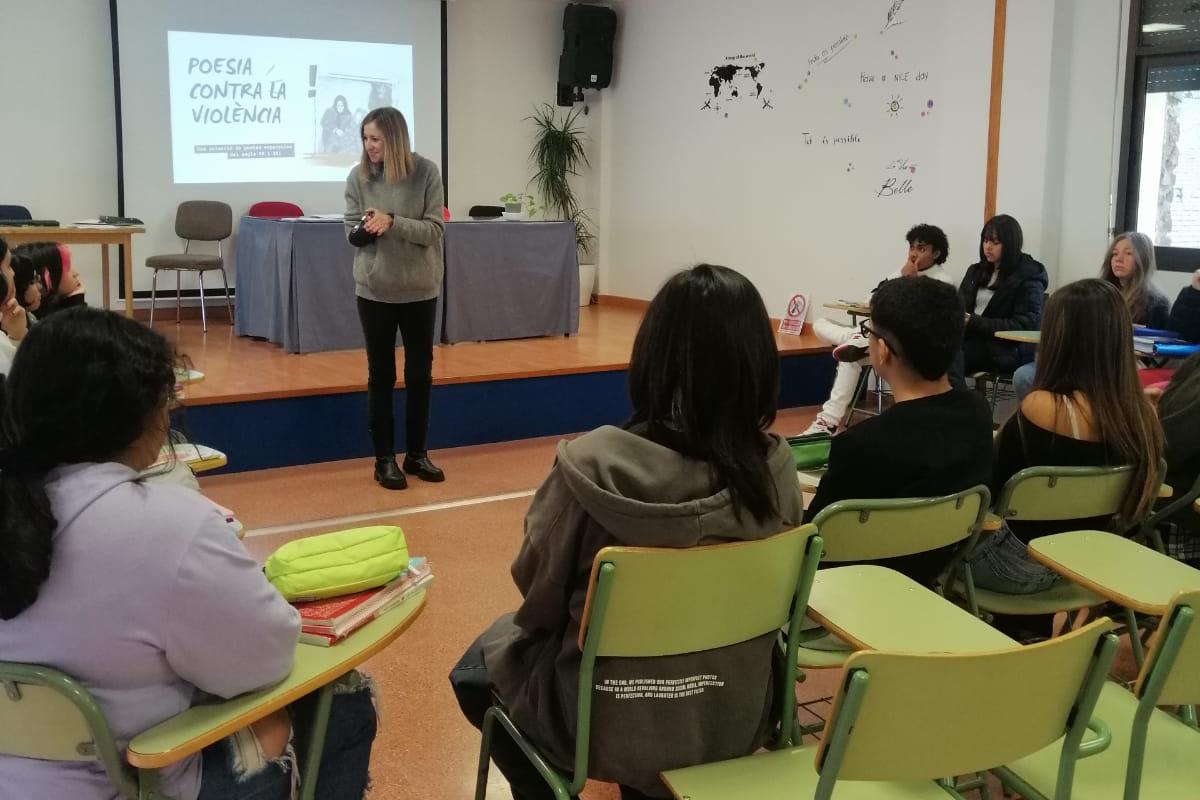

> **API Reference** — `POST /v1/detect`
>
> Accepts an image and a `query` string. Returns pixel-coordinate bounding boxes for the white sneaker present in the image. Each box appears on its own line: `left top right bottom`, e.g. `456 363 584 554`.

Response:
833 331 870 363
800 416 839 436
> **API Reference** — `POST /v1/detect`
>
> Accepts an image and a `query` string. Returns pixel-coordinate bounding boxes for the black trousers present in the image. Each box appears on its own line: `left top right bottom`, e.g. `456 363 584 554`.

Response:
356 296 437 459
449 634 660 800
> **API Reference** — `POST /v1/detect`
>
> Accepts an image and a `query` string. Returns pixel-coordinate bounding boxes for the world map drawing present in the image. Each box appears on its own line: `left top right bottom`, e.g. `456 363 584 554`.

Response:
701 58 773 113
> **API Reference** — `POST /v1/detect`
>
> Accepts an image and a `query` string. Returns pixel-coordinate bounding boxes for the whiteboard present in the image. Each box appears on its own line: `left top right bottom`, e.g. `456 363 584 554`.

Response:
606 0 996 316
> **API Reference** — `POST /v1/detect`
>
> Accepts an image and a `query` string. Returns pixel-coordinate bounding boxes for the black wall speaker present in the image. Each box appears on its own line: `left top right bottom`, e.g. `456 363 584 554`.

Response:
558 4 617 92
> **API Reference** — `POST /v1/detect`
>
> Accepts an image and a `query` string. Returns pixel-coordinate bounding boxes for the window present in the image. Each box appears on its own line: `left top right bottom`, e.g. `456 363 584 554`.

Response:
1117 0 1200 270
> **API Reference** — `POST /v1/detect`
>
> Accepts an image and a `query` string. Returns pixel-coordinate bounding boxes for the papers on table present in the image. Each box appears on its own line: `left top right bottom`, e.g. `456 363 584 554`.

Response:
280 214 345 222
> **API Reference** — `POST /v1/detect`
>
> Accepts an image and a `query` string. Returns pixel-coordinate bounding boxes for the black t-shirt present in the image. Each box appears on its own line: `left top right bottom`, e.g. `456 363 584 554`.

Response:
805 389 994 586
992 410 1115 544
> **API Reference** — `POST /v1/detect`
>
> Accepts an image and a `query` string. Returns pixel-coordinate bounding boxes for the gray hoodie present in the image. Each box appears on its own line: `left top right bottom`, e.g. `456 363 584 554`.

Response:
343 155 445 304
481 426 805 796
0 463 299 800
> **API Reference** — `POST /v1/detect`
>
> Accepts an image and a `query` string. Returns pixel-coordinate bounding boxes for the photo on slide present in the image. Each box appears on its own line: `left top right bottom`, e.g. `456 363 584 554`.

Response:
167 30 414 183
314 76 397 163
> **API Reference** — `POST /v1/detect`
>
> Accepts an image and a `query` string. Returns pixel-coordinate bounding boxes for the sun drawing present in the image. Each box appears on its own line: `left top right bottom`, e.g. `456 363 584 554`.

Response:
886 95 902 116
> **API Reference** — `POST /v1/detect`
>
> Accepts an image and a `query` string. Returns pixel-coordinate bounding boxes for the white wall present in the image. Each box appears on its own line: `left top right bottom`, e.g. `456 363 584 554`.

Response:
2 0 1187 313
1 0 599 308
0 0 117 304
596 0 1191 310
598 0 994 313
446 0 603 262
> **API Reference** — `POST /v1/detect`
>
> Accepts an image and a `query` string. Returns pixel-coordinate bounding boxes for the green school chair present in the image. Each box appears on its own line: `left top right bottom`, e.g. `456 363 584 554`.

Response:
0 593 427 800
662 619 1118 800
471 526 824 800
959 465 1144 621
0 663 143 798
1134 472 1200 559
797 486 990 669
996 588 1200 799
0 660 344 800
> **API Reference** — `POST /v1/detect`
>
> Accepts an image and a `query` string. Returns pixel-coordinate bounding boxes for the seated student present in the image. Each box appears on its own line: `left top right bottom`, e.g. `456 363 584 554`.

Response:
0 308 377 800
1013 231 1172 399
968 279 1163 600
9 252 44 320
954 214 1047 385
450 264 805 800
1151 351 1200 563
0 238 28 373
13 241 85 318
802 223 956 435
1101 231 1171 328
804 277 994 586
1168 268 1200 343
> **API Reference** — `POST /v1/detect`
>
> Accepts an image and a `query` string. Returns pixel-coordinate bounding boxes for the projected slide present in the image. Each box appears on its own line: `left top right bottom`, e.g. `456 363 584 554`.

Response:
167 31 414 184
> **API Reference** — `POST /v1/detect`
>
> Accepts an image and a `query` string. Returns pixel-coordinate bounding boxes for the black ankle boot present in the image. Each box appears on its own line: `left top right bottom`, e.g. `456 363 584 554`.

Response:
402 452 445 482
374 457 408 490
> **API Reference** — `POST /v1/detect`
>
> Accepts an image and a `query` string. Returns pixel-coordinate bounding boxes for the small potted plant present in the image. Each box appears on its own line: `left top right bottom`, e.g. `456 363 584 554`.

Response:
499 192 537 220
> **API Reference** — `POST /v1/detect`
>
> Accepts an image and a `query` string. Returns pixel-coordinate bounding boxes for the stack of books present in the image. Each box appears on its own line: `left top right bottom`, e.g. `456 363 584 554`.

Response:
293 558 433 647
1133 333 1199 358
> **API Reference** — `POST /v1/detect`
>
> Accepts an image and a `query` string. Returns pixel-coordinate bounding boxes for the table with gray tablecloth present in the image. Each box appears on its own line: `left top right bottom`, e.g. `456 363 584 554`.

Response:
234 217 578 354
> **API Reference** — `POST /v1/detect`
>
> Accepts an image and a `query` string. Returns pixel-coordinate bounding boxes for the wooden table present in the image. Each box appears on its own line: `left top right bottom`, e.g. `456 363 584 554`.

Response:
127 589 427 770
806 565 1015 652
994 330 1040 344
0 225 144 317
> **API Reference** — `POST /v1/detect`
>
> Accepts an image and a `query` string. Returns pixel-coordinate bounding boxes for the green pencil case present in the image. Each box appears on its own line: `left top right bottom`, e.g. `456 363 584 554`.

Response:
787 433 833 470
266 525 409 601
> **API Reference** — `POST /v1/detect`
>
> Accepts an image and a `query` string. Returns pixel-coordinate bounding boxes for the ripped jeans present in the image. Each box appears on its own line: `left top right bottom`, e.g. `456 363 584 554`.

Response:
197 670 377 800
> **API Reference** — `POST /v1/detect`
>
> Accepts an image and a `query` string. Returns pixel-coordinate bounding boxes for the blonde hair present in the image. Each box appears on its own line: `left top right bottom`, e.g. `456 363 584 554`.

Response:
1099 231 1157 324
358 107 416 183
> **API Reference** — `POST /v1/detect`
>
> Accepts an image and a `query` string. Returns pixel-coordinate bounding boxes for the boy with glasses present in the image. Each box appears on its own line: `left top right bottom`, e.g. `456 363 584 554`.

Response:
804 277 994 586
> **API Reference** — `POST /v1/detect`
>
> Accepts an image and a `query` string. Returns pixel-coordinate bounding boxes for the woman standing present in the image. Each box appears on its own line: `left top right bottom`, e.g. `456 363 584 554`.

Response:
344 107 445 490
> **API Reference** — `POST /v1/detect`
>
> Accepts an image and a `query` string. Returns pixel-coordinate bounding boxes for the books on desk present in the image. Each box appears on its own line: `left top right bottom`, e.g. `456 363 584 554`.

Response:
1134 335 1200 358
295 558 433 647
152 442 227 472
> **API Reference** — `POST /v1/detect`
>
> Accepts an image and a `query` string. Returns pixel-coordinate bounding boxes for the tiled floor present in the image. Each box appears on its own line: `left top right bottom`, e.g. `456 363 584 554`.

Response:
200 403 1115 799
199 408 840 799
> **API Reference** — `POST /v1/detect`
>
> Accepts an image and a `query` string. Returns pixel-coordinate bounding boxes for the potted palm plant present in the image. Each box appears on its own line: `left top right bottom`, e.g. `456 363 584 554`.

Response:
527 104 596 305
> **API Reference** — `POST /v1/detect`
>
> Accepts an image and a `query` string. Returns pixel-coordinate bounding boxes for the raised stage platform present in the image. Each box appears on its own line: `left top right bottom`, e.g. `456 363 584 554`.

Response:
166 304 835 473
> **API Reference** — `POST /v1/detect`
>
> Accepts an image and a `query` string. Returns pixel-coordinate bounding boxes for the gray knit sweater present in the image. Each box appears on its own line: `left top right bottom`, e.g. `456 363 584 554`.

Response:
343 154 445 304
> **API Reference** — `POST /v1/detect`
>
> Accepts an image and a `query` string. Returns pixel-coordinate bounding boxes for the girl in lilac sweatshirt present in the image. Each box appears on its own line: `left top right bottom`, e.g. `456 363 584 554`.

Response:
0 309 373 800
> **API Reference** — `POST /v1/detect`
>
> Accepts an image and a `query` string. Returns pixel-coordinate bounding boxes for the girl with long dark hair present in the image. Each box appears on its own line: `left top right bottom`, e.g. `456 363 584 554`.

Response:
956 214 1048 377
969 279 1164 602
0 309 377 799
450 264 805 800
